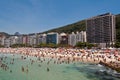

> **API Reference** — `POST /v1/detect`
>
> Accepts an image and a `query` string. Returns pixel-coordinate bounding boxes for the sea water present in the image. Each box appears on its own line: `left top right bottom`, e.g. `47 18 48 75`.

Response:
0 53 120 80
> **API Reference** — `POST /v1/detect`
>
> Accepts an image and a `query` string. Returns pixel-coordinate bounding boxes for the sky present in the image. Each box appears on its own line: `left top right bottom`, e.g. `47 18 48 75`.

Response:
0 0 120 34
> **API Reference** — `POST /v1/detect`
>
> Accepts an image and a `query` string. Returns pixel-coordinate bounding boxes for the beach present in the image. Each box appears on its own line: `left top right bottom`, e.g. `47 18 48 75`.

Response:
0 48 120 63
0 48 120 80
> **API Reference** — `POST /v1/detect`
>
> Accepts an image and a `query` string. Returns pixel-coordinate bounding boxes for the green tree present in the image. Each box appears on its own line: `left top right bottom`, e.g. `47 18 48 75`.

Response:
0 45 4 48
47 43 57 48
114 42 120 48
57 44 69 48
37 43 47 48
75 42 86 48
10 44 26 48
116 14 120 42
75 42 96 49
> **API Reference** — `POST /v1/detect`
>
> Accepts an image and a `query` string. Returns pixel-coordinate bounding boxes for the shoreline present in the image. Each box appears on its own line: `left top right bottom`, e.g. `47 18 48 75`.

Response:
99 61 120 73
0 47 120 72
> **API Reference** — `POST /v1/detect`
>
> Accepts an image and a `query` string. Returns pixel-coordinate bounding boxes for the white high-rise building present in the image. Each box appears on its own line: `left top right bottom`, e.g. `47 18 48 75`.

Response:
69 32 76 46
69 31 87 47
1 36 6 46
9 36 19 45
81 31 87 42
4 38 10 47
28 34 37 46
38 33 46 44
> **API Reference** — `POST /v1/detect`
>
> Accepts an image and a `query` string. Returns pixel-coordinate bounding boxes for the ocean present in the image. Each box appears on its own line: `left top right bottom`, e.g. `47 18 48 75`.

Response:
0 53 120 80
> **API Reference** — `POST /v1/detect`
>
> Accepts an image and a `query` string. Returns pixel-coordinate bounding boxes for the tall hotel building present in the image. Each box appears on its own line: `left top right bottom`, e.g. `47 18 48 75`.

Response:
86 13 116 48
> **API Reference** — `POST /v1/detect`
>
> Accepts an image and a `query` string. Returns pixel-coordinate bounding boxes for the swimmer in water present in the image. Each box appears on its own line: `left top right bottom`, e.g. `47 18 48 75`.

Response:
22 66 24 72
38 64 41 67
10 70 12 73
47 67 49 72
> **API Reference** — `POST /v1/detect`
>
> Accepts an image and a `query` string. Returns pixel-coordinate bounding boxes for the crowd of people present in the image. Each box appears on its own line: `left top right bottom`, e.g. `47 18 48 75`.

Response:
0 47 120 72
0 48 120 63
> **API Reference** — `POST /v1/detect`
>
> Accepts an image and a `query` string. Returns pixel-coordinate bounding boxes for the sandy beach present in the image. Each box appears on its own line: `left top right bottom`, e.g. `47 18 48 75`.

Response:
0 48 120 64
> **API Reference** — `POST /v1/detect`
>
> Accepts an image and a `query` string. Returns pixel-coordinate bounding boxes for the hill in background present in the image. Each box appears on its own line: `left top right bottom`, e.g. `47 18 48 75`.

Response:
43 14 120 42
1 14 120 42
0 32 10 37
43 20 86 34
116 14 120 42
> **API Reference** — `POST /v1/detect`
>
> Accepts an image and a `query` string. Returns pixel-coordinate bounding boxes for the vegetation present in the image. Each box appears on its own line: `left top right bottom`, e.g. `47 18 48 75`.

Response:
1 14 120 48
0 32 10 37
43 14 120 43
43 20 86 34
116 14 120 42
75 42 97 49
37 43 47 48
0 45 4 48
37 43 70 48
10 44 32 48
114 42 120 48
37 43 57 48
57 44 70 48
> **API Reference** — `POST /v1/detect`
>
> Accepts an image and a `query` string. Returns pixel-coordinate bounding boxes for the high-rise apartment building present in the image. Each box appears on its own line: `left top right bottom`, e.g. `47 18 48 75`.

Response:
76 31 87 43
46 32 59 44
38 33 46 44
22 35 28 45
68 31 87 47
68 32 76 46
86 13 116 48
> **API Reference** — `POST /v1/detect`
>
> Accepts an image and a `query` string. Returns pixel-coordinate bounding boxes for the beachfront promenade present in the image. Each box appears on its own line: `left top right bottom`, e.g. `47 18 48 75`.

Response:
0 48 120 72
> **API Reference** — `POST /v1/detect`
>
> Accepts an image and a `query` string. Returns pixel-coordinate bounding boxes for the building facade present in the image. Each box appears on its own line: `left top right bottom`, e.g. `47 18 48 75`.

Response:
4 38 10 48
68 32 76 46
46 32 59 44
86 13 116 48
76 31 87 43
38 33 46 44
0 35 6 46
22 35 27 44
9 36 19 45
59 33 68 44
27 34 37 47
68 31 86 47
